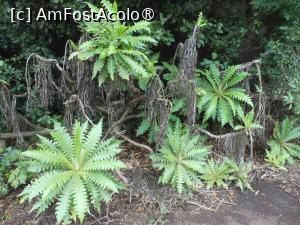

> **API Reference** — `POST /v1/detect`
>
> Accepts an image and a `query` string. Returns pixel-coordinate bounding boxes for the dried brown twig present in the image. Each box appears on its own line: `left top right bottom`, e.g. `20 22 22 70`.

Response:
115 132 154 153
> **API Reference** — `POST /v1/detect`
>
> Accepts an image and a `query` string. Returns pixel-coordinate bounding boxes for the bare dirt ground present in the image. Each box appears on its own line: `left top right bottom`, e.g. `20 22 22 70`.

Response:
167 180 300 225
1 144 300 225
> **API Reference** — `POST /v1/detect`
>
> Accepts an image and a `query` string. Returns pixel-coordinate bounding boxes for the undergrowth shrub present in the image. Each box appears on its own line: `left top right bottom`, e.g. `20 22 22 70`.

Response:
265 143 290 170
267 117 300 163
201 159 232 190
136 114 182 144
234 111 263 135
136 117 160 144
225 160 253 191
20 120 126 224
201 159 253 191
136 62 184 143
234 110 263 160
0 147 32 198
150 123 210 193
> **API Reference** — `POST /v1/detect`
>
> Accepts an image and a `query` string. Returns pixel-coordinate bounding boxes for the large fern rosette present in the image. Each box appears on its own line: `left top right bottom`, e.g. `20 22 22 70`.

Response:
196 64 253 126
268 117 300 160
20 120 126 224
72 1 157 86
150 124 209 193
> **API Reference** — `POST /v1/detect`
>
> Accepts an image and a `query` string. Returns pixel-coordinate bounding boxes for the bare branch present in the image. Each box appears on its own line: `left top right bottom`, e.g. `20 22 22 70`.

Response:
195 128 243 139
0 130 50 139
115 132 153 153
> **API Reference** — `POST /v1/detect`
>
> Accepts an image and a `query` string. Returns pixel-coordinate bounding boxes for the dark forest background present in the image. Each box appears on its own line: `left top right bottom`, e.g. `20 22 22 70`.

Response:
0 0 299 128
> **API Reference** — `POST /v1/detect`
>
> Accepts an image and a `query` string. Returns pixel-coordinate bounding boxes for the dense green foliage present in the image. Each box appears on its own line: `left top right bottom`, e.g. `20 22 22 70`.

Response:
271 118 300 158
150 122 253 192
201 159 253 191
226 160 253 191
150 123 210 193
201 159 231 190
1 0 299 120
267 118 300 165
0 147 32 197
265 144 290 170
20 120 126 224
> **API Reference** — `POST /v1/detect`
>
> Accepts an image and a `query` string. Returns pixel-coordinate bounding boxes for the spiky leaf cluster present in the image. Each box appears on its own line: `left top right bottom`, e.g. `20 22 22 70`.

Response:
201 159 253 191
136 118 160 144
201 159 231 190
71 0 157 86
225 159 253 191
268 117 300 161
150 123 210 193
234 111 263 135
265 143 290 170
0 147 32 197
19 120 126 224
196 64 253 126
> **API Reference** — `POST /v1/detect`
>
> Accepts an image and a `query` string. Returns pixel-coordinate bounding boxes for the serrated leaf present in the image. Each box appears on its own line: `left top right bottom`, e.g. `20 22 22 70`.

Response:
171 99 185 113
92 58 104 79
136 119 151 136
107 57 115 80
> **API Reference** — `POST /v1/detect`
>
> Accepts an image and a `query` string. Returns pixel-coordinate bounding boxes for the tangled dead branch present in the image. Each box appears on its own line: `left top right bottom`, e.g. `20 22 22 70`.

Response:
61 37 97 127
142 22 202 149
25 53 61 111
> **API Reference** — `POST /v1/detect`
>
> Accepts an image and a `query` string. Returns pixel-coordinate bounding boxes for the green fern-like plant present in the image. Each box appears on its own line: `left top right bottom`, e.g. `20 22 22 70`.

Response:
8 167 30 189
71 0 157 86
196 64 253 126
234 111 263 135
19 120 126 224
201 159 232 190
234 110 263 160
136 118 160 144
265 143 290 170
268 117 300 160
136 113 184 144
0 79 8 85
150 123 209 193
0 147 33 197
162 62 179 81
225 159 253 191
136 118 152 137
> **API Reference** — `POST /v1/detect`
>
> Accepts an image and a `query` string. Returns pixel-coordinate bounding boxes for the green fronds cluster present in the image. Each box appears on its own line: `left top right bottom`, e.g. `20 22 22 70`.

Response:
71 0 157 86
266 117 300 167
197 64 253 126
150 123 210 193
201 159 253 191
20 120 126 224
